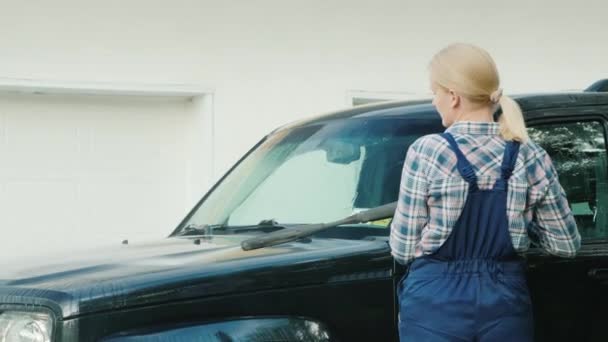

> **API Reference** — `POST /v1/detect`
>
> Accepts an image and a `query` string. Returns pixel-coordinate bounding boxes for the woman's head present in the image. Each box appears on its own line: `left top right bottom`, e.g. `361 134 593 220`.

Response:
429 43 528 142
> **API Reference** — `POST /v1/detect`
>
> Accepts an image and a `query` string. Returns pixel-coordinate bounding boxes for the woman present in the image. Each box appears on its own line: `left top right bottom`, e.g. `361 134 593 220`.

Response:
389 43 581 342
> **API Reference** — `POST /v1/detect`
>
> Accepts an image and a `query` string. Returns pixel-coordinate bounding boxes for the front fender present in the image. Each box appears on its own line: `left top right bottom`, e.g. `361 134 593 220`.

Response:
101 316 335 341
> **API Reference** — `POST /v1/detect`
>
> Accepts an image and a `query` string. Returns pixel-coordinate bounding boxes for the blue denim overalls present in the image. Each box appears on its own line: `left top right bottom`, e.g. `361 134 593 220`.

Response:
397 133 534 342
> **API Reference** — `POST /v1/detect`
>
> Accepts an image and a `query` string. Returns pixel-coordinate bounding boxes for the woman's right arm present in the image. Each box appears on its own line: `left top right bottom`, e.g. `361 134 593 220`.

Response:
527 148 581 257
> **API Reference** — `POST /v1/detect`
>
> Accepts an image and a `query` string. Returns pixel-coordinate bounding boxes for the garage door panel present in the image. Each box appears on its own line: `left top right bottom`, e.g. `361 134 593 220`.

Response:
2 109 81 178
79 181 183 236
1 180 79 231
0 94 203 259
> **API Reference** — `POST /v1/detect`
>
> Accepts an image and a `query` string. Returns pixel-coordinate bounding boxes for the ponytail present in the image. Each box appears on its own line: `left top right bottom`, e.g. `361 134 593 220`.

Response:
497 95 528 143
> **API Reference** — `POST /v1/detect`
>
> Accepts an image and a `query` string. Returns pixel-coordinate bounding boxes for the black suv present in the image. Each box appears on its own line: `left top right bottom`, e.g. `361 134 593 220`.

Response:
1 81 607 342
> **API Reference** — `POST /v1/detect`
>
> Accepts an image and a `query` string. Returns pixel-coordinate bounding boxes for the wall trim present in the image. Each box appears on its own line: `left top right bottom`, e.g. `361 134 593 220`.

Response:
0 77 213 99
346 89 430 106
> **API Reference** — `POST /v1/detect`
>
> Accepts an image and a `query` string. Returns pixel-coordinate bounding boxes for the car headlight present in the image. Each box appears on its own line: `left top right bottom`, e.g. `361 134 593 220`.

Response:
0 311 52 342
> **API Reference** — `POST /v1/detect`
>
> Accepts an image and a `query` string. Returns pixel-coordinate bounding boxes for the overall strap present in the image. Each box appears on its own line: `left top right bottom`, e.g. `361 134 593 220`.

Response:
440 133 478 191
494 140 521 191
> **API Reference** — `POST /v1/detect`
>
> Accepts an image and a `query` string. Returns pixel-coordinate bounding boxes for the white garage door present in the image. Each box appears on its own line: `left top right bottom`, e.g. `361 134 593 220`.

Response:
0 92 210 259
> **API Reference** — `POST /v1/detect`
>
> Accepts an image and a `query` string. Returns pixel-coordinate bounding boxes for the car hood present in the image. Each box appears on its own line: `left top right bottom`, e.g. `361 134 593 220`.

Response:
0 236 392 319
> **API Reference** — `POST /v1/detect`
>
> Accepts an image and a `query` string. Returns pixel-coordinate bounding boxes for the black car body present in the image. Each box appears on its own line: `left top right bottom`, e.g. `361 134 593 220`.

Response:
1 81 608 341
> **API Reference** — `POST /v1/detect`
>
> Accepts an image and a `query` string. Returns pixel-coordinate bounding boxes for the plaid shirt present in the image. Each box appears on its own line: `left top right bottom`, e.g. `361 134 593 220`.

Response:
389 121 581 265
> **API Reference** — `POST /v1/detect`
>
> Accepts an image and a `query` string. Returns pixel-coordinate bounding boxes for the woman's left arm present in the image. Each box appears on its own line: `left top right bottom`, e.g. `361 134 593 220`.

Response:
389 138 430 265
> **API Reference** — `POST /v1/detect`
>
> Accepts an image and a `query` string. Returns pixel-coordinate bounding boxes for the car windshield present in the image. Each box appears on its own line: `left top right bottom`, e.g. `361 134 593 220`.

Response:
176 114 441 237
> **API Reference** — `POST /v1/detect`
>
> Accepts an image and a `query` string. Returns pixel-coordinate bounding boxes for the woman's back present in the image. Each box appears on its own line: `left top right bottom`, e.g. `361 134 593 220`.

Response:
389 120 580 265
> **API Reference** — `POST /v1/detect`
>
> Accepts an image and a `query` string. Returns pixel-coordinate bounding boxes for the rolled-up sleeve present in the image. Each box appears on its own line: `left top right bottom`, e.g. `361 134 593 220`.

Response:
528 151 581 257
389 139 429 265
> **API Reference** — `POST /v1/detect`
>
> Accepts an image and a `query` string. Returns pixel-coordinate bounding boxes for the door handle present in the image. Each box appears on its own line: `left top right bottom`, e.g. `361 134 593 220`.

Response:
588 268 608 280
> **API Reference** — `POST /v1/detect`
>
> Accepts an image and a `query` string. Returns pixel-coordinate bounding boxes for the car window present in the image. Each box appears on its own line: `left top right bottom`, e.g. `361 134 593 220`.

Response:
181 116 443 237
528 120 608 240
225 119 426 227
228 148 367 224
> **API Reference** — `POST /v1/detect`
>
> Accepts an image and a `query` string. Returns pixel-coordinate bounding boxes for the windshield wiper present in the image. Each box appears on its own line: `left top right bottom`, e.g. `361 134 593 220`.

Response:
212 222 286 234
178 219 286 236
240 201 397 251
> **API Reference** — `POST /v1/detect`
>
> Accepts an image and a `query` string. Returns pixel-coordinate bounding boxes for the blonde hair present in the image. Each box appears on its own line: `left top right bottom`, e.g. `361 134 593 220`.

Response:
429 43 528 142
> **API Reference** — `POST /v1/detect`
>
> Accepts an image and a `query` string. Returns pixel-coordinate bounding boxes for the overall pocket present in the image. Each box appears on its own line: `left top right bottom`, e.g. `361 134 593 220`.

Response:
497 274 533 313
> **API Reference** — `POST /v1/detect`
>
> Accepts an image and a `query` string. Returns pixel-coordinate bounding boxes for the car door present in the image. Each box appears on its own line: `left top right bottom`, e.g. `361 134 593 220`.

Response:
525 107 608 342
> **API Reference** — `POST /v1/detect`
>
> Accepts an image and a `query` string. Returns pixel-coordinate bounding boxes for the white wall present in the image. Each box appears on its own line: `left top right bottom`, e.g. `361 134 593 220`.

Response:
0 0 606 258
